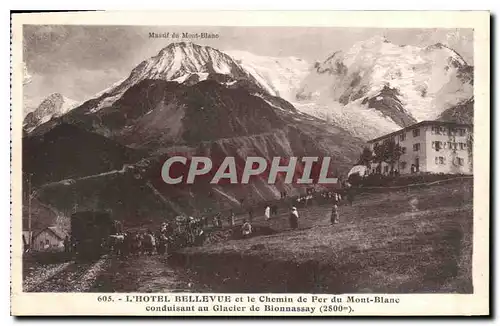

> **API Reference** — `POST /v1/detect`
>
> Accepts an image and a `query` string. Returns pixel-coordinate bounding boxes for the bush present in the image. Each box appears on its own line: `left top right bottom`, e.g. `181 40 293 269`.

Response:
347 173 363 187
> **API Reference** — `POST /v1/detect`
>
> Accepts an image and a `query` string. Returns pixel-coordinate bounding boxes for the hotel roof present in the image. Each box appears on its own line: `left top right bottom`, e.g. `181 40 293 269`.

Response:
367 120 473 144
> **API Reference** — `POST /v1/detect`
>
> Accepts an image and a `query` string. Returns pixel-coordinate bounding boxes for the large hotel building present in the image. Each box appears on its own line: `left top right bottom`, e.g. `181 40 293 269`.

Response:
367 120 473 175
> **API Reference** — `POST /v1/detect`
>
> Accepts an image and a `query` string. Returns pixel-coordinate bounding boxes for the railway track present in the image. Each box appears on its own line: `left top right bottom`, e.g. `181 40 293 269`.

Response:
26 256 110 292
23 261 74 292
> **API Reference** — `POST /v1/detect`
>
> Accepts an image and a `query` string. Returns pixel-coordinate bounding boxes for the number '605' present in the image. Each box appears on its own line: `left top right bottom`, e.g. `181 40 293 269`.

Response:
97 296 113 302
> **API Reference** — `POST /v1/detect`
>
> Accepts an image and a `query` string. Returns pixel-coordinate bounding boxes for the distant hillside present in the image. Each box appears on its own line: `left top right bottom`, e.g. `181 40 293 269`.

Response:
23 93 79 132
438 97 474 124
22 197 66 233
34 172 179 228
23 123 141 186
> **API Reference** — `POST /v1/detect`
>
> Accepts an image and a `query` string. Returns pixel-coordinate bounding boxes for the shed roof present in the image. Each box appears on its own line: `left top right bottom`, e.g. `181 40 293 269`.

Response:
33 226 68 241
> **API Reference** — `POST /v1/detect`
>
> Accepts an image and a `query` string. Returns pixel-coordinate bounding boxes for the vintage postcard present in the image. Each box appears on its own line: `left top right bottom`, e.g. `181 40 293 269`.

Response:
10 11 490 316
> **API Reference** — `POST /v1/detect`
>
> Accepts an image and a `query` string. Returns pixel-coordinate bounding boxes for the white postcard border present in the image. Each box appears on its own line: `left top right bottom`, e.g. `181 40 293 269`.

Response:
10 10 490 316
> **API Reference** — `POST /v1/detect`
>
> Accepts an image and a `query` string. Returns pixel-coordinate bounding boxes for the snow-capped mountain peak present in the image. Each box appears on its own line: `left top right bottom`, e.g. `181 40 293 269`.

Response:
133 42 244 80
295 38 473 139
23 93 79 131
85 42 269 114
424 42 468 67
24 40 472 144
224 50 311 101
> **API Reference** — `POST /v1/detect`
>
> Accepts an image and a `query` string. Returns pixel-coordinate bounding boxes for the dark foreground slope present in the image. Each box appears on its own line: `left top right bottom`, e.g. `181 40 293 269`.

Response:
171 179 473 293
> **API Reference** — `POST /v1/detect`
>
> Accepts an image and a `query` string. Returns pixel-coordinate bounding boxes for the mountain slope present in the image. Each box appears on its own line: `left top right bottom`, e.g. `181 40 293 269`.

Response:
24 93 362 219
26 42 279 138
23 42 366 220
225 50 311 102
74 42 272 116
438 97 474 124
23 123 141 186
23 93 79 132
22 197 64 233
295 36 473 139
115 79 294 149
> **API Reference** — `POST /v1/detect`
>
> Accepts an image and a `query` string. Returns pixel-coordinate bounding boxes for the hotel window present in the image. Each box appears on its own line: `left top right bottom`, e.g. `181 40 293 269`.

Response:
456 157 464 166
399 133 406 141
460 142 467 150
433 126 444 135
458 128 466 136
412 128 420 137
435 156 445 165
413 143 420 151
432 141 443 151
432 126 447 135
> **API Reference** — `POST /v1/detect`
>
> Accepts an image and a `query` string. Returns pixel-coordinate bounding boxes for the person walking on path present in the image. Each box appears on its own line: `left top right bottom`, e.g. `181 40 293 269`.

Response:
289 207 299 230
331 193 340 224
218 214 224 228
265 205 271 221
345 182 354 206
228 210 235 227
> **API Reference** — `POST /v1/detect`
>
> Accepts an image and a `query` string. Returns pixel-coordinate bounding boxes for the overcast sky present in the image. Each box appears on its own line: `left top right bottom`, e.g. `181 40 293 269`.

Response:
23 25 473 112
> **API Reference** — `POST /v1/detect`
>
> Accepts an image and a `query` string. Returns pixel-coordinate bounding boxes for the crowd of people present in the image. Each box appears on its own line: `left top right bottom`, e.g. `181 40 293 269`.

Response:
103 187 353 257
289 191 343 229
248 189 348 232
200 188 351 237
104 216 205 257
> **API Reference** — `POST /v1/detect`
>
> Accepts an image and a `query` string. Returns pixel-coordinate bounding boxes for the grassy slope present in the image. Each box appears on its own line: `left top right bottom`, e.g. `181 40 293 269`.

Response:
176 179 473 293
